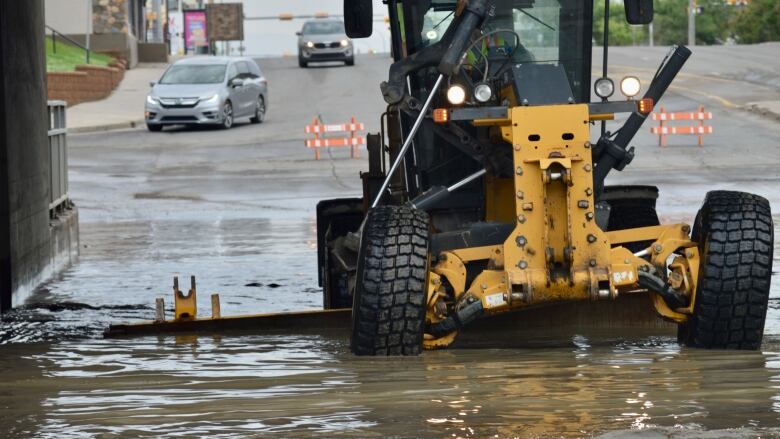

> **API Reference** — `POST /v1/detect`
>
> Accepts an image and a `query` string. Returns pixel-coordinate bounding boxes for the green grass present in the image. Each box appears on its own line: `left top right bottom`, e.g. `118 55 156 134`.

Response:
46 36 114 72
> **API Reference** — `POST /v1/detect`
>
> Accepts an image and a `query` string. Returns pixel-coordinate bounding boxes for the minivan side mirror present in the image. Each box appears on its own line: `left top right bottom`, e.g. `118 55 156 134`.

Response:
344 0 373 38
149 81 156 87
295 31 302 36
230 78 245 88
625 0 653 25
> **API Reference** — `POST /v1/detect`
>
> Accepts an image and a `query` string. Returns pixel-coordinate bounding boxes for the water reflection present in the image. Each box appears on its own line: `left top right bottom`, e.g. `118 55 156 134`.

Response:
1 331 779 437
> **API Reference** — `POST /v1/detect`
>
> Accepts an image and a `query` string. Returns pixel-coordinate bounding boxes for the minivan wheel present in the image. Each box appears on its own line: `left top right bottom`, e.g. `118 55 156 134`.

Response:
298 57 308 68
250 96 265 124
146 123 162 132
221 101 233 129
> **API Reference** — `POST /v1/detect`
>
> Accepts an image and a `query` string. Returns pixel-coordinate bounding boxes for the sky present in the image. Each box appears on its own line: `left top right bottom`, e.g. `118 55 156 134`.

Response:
202 0 391 57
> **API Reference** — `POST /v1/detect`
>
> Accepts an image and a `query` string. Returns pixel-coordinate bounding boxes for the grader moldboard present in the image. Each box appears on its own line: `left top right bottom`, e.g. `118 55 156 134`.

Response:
315 0 774 355
107 0 773 353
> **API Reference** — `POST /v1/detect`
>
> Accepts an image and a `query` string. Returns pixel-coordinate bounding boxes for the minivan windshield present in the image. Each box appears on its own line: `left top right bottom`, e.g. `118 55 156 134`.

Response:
159 65 226 84
302 21 345 35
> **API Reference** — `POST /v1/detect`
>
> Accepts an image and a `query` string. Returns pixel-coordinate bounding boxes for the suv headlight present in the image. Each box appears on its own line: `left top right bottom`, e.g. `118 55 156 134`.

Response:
146 95 158 105
340 39 350 47
306 41 314 48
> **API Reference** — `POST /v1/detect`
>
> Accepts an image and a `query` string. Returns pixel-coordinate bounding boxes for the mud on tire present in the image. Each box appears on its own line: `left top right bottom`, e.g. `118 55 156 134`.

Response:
679 191 774 350
350 206 430 356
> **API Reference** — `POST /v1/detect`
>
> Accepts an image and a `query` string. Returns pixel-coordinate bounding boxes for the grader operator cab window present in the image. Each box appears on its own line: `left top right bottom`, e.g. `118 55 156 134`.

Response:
405 0 591 103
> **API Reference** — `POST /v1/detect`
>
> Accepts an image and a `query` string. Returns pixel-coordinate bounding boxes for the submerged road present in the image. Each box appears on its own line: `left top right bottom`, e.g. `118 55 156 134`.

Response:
0 47 779 437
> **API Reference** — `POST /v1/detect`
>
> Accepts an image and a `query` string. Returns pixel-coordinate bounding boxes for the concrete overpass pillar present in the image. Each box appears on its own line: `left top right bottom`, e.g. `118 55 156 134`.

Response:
0 0 52 312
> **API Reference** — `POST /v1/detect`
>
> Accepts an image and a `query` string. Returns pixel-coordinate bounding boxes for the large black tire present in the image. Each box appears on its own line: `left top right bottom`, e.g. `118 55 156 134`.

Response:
316 198 364 310
298 57 308 68
350 206 430 356
146 123 163 132
679 191 773 350
602 185 660 253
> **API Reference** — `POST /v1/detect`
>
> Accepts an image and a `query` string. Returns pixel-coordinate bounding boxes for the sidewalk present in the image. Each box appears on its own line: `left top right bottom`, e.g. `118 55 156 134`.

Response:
67 63 168 133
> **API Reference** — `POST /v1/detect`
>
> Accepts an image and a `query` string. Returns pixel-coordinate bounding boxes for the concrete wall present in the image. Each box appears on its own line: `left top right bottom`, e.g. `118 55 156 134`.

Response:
0 0 80 312
138 42 168 63
44 0 91 35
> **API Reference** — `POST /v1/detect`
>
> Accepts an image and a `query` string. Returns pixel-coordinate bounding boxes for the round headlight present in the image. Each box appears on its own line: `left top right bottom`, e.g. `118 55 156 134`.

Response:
620 76 641 98
306 41 314 48
474 83 493 103
594 77 614 99
340 39 349 47
446 84 466 105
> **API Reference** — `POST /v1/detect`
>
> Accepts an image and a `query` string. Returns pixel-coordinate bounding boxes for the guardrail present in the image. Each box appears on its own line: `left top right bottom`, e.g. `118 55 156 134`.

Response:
47 101 70 215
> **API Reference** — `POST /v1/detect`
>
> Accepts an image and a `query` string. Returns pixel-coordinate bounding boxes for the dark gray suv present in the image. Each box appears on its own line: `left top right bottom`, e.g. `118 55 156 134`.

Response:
296 20 354 68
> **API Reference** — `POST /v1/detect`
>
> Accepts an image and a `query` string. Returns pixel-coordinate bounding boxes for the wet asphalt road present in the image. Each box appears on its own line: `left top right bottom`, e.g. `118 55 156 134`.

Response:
1 48 780 437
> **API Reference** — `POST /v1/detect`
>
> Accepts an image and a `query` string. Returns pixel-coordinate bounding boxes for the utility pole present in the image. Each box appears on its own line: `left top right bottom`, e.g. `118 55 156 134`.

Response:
649 22 654 47
688 0 696 46
152 0 163 43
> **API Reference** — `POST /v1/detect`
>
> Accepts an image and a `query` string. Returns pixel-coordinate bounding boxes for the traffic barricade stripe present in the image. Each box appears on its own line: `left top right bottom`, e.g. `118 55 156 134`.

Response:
304 116 365 160
651 105 713 147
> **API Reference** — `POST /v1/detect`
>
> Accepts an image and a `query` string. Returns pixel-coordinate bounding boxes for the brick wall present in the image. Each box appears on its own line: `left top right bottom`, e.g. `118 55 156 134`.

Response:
47 62 125 107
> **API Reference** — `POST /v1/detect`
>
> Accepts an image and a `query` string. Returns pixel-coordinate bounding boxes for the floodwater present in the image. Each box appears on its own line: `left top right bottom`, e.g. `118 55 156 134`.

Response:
0 202 778 437
2 55 780 436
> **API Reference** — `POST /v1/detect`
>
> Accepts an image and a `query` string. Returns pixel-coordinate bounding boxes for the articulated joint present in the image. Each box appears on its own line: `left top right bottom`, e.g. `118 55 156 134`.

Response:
637 270 688 309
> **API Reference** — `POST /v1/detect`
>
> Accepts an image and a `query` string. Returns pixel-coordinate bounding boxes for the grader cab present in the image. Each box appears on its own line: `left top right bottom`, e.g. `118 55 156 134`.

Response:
316 0 774 355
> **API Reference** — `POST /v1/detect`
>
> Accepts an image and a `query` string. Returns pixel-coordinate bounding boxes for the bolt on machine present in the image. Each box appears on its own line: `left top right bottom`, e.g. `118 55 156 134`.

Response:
316 0 774 355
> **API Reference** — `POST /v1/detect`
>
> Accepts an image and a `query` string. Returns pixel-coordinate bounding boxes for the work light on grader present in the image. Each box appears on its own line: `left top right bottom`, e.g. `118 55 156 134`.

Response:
314 0 774 355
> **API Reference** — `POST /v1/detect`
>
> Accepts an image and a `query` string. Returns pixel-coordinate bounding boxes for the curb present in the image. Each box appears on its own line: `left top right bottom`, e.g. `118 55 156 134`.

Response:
745 103 780 122
69 119 145 134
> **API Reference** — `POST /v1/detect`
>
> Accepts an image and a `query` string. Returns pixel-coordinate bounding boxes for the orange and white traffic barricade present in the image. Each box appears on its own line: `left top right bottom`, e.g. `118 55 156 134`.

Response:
650 105 713 147
304 117 365 160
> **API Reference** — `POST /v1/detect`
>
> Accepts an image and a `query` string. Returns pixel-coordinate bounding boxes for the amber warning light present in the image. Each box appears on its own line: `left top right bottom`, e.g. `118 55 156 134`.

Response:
433 108 449 123
639 98 654 114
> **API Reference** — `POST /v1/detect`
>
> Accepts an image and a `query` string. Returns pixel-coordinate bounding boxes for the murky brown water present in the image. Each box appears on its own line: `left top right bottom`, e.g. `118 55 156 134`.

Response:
2 330 780 437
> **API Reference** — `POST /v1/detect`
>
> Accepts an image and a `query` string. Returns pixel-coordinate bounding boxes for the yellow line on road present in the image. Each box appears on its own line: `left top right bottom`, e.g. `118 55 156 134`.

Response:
607 64 740 84
667 85 739 109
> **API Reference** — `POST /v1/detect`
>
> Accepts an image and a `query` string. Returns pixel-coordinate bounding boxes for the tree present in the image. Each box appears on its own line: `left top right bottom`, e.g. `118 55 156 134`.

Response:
653 0 733 46
592 0 647 46
733 0 780 44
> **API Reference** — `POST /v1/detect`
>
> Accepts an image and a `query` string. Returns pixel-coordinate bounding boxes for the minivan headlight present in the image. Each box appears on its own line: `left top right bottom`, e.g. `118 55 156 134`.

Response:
340 39 349 47
202 94 219 104
306 41 314 48
146 95 158 105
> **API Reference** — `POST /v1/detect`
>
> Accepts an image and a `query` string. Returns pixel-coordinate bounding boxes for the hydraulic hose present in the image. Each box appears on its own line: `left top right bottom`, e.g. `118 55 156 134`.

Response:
427 299 484 338
593 45 692 194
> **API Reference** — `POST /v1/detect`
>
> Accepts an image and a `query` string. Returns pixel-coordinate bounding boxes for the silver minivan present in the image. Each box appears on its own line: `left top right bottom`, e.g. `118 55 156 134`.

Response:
145 56 268 131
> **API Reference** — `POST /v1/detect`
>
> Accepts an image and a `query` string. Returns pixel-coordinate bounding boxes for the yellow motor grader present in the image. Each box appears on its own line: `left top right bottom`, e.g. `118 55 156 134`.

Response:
316 0 774 355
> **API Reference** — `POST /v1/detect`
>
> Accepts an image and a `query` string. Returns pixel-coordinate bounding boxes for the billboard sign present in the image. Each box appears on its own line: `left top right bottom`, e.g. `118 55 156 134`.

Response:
206 3 244 41
183 10 208 53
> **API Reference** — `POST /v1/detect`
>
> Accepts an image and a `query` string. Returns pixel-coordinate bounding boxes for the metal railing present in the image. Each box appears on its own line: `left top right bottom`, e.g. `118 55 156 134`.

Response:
47 101 70 215
46 24 90 64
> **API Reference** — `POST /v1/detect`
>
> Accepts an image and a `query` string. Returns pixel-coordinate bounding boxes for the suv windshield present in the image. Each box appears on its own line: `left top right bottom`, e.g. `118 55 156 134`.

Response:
159 65 226 84
302 21 345 35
